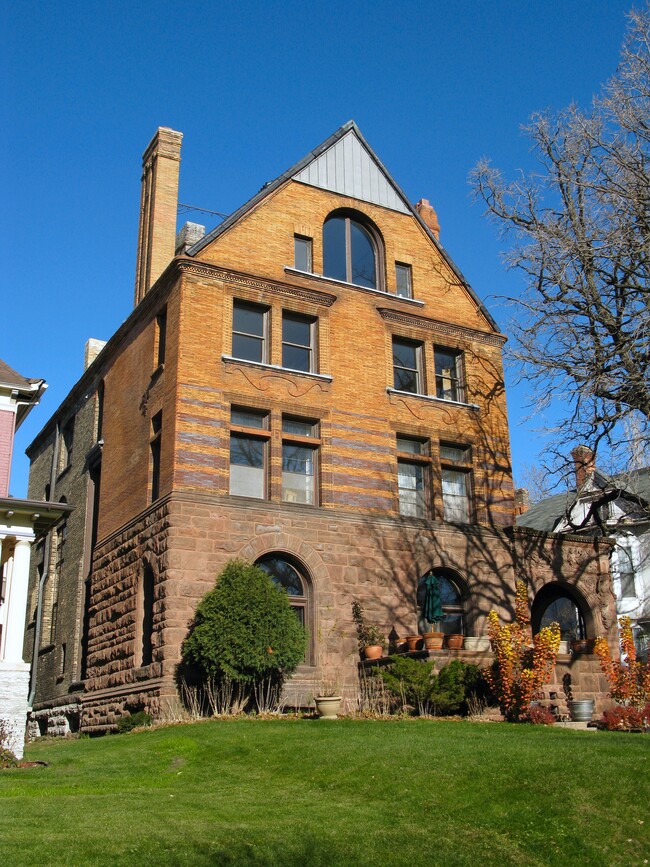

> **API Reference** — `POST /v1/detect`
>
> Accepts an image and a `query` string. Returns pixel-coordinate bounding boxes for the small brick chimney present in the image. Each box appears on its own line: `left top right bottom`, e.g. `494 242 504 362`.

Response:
84 338 107 371
514 488 529 516
134 127 183 307
571 445 595 489
415 198 440 239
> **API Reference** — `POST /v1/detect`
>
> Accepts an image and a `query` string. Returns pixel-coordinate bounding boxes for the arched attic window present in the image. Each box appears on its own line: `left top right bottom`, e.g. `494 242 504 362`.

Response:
323 210 382 290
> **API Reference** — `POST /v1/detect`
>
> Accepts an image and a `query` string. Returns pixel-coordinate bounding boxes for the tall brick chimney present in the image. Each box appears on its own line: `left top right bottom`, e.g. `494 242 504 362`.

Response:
514 488 529 516
571 445 595 489
415 198 440 239
134 127 183 306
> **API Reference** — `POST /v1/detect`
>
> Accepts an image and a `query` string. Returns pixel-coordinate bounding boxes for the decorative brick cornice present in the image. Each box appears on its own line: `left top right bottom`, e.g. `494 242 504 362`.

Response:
179 259 337 308
377 308 506 346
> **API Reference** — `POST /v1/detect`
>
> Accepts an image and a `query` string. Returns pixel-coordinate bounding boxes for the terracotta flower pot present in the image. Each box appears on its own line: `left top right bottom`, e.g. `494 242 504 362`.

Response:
363 644 383 660
571 639 596 654
445 634 464 650
423 631 444 650
405 635 422 651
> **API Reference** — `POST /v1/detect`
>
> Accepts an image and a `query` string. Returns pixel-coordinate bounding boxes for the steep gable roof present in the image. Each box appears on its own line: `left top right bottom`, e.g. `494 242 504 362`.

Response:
187 121 500 332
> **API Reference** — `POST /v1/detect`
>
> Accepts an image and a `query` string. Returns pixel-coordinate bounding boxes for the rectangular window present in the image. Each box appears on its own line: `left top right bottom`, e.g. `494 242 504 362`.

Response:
617 541 637 598
156 308 167 367
294 235 312 272
435 347 464 402
229 409 270 499
58 418 74 474
397 437 428 518
282 416 319 505
440 443 472 523
282 312 316 372
232 300 268 363
395 263 413 299
392 338 423 394
150 411 162 502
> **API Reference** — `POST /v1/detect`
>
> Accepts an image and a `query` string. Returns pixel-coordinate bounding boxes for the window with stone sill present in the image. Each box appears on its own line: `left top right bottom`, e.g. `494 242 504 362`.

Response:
232 300 269 364
282 311 317 373
395 263 413 299
434 346 465 403
392 337 423 394
440 443 473 524
282 416 319 506
229 408 270 500
150 411 162 503
294 235 313 272
156 307 167 368
396 436 430 518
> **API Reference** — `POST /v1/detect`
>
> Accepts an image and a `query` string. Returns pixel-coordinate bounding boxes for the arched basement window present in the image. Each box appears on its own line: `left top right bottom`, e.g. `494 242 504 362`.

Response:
256 554 312 664
323 212 380 289
531 586 586 642
417 570 465 635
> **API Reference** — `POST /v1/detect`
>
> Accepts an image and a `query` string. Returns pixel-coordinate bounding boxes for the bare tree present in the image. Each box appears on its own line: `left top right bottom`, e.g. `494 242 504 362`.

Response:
471 6 650 478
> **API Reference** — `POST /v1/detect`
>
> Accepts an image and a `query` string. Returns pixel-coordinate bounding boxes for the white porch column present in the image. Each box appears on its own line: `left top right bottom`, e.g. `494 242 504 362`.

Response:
1 538 33 664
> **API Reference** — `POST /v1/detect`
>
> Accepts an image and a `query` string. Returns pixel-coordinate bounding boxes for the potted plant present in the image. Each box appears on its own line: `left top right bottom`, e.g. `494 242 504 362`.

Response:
463 636 491 651
314 668 342 719
571 638 596 654
421 572 445 649
351 600 386 659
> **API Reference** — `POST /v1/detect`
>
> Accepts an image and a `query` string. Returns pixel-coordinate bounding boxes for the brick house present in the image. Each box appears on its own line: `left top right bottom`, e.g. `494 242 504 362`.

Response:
24 123 618 732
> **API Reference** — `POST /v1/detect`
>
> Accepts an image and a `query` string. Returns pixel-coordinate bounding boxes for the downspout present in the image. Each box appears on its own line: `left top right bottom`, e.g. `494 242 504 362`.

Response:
28 425 59 706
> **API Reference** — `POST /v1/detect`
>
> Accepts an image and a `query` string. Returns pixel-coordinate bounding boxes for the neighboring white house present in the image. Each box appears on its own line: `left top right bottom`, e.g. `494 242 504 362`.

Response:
0 359 71 759
517 447 650 660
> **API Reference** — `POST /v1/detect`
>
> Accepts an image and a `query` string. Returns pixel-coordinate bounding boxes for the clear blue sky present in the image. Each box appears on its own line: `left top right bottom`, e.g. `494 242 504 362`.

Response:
3 0 635 497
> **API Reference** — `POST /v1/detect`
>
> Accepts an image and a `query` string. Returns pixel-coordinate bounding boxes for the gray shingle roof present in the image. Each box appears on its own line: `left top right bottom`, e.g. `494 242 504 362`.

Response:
0 358 33 390
517 467 650 532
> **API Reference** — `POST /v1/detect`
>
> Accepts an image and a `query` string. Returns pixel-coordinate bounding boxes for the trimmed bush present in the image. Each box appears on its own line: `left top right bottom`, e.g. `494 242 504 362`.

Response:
116 711 153 733
181 560 307 712
380 657 485 716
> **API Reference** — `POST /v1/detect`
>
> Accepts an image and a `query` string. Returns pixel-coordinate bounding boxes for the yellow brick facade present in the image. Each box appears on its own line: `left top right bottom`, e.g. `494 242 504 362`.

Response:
25 124 619 731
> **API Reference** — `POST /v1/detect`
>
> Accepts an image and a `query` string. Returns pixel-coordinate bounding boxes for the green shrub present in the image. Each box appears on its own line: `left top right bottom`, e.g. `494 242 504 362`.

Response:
116 711 152 733
380 657 485 716
0 747 19 768
380 657 436 714
181 559 307 712
432 659 482 715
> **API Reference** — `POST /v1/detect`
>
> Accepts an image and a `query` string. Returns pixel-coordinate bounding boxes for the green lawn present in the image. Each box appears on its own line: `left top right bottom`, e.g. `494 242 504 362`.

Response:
1 719 648 866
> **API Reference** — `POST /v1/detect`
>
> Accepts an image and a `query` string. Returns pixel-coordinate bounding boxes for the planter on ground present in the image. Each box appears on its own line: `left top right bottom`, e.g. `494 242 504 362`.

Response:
405 635 422 651
314 696 342 719
568 699 595 722
445 634 464 650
